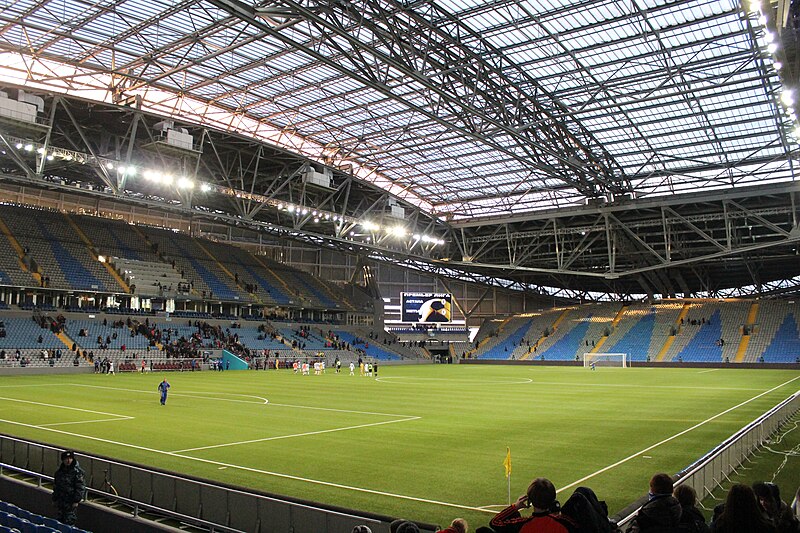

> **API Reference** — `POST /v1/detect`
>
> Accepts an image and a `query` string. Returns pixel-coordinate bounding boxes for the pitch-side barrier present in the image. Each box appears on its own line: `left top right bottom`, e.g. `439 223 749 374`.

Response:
613 390 800 530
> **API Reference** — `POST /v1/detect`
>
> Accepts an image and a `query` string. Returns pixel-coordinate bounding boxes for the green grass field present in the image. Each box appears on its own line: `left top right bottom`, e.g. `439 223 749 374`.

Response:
0 365 797 529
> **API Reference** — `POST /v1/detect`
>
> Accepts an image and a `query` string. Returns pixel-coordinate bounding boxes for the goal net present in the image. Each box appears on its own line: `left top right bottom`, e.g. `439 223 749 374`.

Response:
583 352 628 367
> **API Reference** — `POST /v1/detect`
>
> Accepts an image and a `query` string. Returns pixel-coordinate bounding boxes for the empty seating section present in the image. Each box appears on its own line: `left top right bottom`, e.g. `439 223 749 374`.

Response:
200 241 292 305
139 228 245 301
114 258 185 297
478 320 532 359
0 318 62 349
279 269 338 308
0 232 35 287
759 312 800 363
0 499 89 533
539 318 591 360
674 310 723 362
474 317 530 355
509 314 558 359
534 304 619 360
607 309 655 361
74 215 151 262
2 207 118 292
743 301 800 362
645 303 685 359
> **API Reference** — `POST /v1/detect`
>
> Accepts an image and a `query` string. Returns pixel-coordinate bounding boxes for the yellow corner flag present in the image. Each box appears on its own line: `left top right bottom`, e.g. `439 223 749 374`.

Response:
503 447 511 478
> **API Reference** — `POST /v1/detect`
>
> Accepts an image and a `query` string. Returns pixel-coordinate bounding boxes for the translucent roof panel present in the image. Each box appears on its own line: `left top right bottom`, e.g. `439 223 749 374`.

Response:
0 0 792 220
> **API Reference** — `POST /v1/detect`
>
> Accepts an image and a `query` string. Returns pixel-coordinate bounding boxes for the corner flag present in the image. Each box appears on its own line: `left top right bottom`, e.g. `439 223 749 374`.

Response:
503 447 511 478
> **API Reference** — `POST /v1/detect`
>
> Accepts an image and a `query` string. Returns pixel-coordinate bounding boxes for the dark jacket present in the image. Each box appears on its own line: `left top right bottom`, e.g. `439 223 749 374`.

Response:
53 460 85 505
629 495 682 533
679 504 710 533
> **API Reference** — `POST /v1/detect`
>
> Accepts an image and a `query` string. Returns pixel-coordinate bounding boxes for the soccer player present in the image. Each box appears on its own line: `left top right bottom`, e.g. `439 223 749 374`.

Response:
590 361 596 371
158 378 170 405
349 361 355 375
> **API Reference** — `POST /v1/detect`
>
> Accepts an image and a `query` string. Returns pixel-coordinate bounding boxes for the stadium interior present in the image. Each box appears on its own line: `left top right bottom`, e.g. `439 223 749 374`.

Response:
0 0 798 532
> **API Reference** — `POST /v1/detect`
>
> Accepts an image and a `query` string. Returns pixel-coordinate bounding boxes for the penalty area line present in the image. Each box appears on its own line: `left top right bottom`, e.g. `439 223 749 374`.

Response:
0 418 492 515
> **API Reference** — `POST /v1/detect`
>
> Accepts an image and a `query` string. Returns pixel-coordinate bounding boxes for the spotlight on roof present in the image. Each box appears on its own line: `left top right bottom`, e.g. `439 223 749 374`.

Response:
177 177 195 189
200 183 212 192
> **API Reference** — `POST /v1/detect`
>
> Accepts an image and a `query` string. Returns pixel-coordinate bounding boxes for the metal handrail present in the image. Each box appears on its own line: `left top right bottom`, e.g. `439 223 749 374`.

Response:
0 462 245 533
614 391 800 529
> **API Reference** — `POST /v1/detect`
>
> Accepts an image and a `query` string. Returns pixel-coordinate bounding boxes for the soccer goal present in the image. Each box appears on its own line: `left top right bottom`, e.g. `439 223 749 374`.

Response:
583 352 628 367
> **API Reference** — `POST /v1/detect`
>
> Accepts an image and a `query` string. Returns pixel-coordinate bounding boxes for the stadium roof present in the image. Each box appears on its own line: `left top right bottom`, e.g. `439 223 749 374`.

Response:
0 0 799 299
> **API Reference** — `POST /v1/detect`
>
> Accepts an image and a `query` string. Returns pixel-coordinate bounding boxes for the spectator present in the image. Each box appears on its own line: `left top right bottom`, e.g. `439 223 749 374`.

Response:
711 484 775 533
628 473 681 533
674 484 710 533
390 520 420 533
489 477 573 532
352 527 372 533
52 450 85 525
792 487 800 521
753 482 800 533
437 518 468 533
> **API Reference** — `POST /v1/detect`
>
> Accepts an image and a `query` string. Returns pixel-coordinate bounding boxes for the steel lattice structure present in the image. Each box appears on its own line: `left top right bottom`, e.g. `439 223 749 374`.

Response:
0 0 798 299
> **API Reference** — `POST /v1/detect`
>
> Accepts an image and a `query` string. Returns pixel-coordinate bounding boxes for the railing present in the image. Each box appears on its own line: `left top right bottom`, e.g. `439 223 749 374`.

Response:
0 461 242 532
614 390 800 529
0 436 438 533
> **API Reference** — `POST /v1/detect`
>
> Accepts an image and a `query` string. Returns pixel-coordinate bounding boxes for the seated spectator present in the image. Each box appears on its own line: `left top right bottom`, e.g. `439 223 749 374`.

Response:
753 482 799 533
628 473 682 532
436 518 468 533
489 477 573 532
711 484 775 533
674 484 710 533
792 487 799 521
390 520 420 533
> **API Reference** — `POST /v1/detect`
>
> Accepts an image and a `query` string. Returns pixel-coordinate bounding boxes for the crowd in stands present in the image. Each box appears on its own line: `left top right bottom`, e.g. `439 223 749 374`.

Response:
348 474 799 533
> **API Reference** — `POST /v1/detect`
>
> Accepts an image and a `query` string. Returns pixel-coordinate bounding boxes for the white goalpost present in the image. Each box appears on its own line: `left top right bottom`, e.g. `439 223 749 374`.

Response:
583 352 628 368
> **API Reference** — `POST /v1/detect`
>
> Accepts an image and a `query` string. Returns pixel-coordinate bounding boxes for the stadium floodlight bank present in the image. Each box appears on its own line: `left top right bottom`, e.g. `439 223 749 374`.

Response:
583 353 628 367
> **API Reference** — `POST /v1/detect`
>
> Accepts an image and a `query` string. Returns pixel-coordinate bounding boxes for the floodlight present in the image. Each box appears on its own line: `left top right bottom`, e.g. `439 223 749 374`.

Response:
389 225 407 237
361 221 379 231
781 90 794 107
200 183 212 192
177 177 194 189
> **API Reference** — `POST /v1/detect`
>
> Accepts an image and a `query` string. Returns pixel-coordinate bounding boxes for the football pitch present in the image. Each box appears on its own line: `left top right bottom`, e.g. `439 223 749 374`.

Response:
0 365 797 529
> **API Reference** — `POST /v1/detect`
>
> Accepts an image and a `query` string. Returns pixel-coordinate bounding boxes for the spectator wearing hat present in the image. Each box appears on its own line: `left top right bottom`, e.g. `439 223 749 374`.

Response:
52 450 85 525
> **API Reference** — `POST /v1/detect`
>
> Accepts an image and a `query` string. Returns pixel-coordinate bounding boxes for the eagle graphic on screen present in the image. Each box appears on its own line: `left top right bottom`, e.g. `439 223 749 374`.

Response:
418 298 451 322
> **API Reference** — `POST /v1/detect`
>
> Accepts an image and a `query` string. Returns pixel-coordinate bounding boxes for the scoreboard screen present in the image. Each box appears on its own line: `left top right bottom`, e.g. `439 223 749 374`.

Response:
401 292 452 323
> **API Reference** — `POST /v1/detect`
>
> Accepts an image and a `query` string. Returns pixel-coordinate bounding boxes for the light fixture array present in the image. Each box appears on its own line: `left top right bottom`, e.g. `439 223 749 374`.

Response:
745 0 800 142
3 137 447 247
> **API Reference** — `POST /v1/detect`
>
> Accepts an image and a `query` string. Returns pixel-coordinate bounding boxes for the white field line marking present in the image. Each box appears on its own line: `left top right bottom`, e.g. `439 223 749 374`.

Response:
698 369 720 374
555 375 800 496
522 381 764 391
39 418 134 427
69 384 270 405
2 377 797 515
71 383 414 418
170 416 421 453
0 396 133 420
375 377 533 385
0 418 490 514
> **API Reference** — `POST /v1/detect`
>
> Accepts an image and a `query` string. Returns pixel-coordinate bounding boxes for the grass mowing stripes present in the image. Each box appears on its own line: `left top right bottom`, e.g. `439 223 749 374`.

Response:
0 365 797 529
